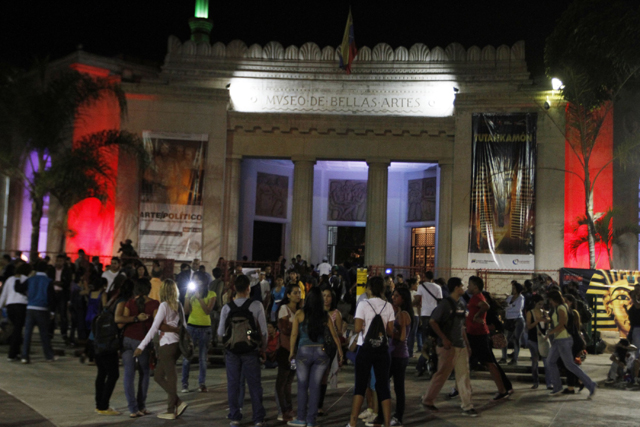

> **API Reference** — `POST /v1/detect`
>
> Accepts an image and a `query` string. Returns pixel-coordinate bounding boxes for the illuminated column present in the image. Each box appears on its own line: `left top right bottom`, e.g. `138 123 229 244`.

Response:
290 159 315 261
365 161 389 266
189 0 213 43
436 161 453 275
221 156 241 259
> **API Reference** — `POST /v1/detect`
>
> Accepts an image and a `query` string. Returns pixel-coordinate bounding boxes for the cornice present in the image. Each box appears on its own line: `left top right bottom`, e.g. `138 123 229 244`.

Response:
227 111 455 137
122 82 229 103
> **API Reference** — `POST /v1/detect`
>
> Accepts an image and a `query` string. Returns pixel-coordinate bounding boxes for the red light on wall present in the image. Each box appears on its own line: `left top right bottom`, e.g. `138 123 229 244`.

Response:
564 103 614 268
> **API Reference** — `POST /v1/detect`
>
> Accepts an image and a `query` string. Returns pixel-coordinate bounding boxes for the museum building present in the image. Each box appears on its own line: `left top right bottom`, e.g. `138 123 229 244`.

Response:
4 10 612 275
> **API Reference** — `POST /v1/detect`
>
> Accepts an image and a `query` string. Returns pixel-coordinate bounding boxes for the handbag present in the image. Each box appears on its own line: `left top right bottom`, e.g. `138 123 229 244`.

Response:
537 329 550 358
491 332 507 349
177 303 194 359
322 319 338 361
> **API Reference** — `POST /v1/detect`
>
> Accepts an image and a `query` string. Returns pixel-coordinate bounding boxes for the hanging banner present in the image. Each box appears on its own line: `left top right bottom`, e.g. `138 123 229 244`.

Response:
139 132 208 261
468 113 537 270
561 268 638 338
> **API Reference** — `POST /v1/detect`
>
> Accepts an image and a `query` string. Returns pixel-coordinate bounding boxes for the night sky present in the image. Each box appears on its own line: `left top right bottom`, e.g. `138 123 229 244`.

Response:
1 0 574 76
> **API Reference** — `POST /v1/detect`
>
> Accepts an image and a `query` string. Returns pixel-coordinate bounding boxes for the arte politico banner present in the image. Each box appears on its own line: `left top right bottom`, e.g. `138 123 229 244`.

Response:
138 131 208 260
467 113 537 270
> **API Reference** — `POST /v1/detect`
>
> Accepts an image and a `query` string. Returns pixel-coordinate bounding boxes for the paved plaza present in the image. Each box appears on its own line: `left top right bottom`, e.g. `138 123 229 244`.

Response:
1 336 639 427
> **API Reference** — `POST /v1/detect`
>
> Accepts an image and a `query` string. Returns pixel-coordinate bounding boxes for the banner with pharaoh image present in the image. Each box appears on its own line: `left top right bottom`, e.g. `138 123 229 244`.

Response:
468 113 537 270
561 268 640 338
139 132 208 260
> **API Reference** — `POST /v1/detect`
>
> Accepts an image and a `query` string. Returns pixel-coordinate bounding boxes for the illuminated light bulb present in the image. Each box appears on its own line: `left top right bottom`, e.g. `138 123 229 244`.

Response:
551 78 564 91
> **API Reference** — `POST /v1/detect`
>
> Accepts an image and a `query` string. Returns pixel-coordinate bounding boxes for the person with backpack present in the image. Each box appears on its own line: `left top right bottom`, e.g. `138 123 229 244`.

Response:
422 277 477 417
275 283 302 422
465 276 512 400
117 279 157 418
218 274 268 427
544 290 597 398
526 294 552 390
287 287 343 427
317 288 343 417
346 276 395 427
181 271 216 393
134 279 189 420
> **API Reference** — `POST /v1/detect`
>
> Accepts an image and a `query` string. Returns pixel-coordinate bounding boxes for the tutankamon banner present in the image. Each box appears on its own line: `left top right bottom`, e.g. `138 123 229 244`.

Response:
139 131 208 260
468 113 537 270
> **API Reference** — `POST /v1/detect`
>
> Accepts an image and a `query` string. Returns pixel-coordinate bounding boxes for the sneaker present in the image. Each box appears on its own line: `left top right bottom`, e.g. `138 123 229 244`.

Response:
97 408 121 416
277 413 284 421
21 359 29 364
588 384 597 400
549 389 563 396
46 357 59 362
230 422 240 426
358 408 373 419
462 408 479 417
181 387 189 393
604 378 615 384
390 417 403 426
447 388 459 398
531 384 539 389
497 358 507 364
365 416 383 427
157 412 176 420
493 392 509 401
199 384 208 392
176 401 188 417
561 388 575 395
287 420 307 426
364 412 378 423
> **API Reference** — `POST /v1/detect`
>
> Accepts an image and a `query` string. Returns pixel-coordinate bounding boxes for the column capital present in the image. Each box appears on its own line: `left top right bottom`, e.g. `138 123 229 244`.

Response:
291 156 316 164
365 159 390 168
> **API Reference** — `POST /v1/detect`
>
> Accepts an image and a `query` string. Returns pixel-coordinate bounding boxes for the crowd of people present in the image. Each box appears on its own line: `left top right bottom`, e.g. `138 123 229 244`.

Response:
0 250 610 426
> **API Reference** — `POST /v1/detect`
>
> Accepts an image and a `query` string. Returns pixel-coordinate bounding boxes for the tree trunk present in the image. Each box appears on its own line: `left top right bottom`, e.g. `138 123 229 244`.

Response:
57 211 68 254
29 196 44 262
584 177 596 269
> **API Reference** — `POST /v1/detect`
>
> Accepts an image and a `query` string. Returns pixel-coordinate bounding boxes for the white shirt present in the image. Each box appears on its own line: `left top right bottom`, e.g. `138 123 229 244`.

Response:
259 279 270 301
410 290 419 316
137 301 186 349
0 275 29 307
417 282 442 316
317 262 332 277
355 297 395 346
102 269 123 293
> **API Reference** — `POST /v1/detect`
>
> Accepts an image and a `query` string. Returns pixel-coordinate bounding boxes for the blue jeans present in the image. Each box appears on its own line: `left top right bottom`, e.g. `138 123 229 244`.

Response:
22 309 54 361
122 336 150 414
527 339 551 388
502 317 525 362
547 337 595 393
296 345 329 426
182 326 211 388
225 350 265 424
407 316 420 357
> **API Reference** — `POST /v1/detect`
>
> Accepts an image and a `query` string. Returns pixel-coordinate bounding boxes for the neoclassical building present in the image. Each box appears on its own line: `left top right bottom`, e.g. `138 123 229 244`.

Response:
2 12 577 276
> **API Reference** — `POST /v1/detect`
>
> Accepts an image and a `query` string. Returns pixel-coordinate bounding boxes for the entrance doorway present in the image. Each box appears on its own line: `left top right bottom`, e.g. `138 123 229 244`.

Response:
252 221 283 261
411 227 435 271
327 226 365 265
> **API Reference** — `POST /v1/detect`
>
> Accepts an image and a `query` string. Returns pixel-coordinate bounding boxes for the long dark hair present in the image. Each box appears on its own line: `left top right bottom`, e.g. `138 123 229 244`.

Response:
277 283 302 315
323 288 338 311
133 278 151 313
303 287 328 342
369 276 385 298
118 279 135 301
395 287 415 331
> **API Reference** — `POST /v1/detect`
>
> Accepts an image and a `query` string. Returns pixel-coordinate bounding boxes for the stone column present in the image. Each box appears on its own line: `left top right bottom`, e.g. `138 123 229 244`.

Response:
221 156 241 260
436 161 453 275
365 161 389 266
290 159 315 261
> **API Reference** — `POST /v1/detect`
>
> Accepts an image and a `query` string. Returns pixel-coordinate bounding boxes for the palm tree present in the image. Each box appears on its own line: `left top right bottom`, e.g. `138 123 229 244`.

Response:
568 207 640 269
0 62 147 260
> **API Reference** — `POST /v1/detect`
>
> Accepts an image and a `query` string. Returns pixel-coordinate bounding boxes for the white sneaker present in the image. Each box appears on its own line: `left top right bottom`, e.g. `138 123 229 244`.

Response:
358 408 373 419
390 417 403 426
364 412 378 423
181 387 189 393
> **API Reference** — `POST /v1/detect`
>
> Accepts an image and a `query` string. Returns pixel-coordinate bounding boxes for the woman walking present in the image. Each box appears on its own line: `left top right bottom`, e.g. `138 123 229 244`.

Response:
500 281 525 365
526 295 552 389
275 284 302 422
288 287 343 427
0 263 31 361
117 279 158 418
134 279 188 419
347 276 395 427
317 288 343 416
545 290 596 398
181 271 216 393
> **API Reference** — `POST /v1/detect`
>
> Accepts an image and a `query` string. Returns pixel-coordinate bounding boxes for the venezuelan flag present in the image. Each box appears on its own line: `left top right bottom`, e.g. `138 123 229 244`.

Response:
338 9 357 74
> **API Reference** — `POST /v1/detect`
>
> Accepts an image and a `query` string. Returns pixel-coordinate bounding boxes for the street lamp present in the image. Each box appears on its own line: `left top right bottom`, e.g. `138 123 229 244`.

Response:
551 78 564 91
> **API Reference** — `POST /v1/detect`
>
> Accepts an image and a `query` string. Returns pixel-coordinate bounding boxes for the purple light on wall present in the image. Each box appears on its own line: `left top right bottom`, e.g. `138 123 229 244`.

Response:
18 151 50 258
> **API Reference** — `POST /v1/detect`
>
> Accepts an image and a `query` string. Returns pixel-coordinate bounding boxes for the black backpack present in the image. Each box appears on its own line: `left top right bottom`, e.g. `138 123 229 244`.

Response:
361 301 389 351
93 309 121 355
223 299 262 354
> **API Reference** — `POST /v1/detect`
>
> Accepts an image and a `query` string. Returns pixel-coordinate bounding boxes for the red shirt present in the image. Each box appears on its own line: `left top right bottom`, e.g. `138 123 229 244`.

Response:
124 298 160 341
465 293 490 335
266 332 279 354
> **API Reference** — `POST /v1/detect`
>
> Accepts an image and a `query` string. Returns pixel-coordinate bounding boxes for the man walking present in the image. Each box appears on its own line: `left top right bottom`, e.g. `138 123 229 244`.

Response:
20 260 56 363
48 254 72 344
218 274 268 426
415 271 442 377
422 277 477 417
